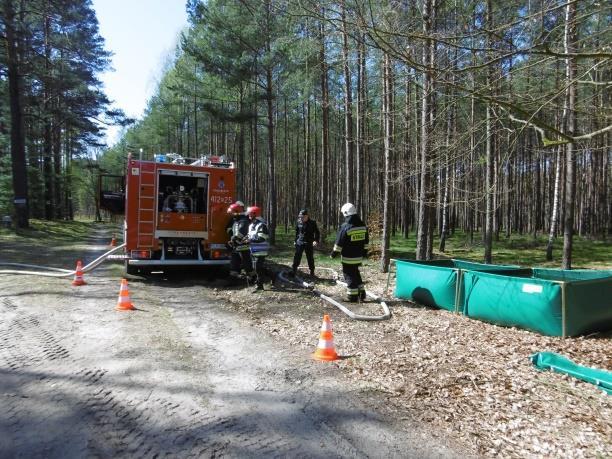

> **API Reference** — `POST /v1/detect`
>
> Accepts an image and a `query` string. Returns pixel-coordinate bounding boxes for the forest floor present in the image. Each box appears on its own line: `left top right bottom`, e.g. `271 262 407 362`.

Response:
0 220 610 458
226 229 612 457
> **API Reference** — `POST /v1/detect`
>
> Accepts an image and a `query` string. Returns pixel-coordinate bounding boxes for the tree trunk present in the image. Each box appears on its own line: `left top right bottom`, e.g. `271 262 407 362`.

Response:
340 0 354 204
484 0 495 264
4 0 29 228
265 1 276 244
546 147 562 260
319 14 330 231
355 35 365 212
381 52 393 273
562 1 577 269
43 4 54 220
416 0 435 260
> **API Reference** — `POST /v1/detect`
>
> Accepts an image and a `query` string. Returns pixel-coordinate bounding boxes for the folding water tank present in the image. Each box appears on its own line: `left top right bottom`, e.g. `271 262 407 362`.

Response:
393 259 523 312
461 268 612 336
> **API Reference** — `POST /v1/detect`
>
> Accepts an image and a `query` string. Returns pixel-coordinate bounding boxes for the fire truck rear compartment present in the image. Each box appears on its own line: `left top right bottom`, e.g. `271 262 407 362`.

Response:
157 173 208 214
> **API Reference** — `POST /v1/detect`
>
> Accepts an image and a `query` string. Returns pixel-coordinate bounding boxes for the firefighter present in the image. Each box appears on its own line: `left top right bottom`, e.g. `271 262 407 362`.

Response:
226 201 256 282
290 209 320 277
330 203 369 302
246 205 269 291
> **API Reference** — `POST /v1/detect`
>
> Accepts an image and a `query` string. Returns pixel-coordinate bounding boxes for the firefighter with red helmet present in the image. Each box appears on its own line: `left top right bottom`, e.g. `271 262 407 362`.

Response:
226 201 256 282
246 205 269 291
330 203 369 302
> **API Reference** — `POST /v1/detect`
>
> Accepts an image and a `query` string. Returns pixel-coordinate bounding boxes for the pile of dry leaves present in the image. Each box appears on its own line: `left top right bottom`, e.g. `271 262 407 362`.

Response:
213 262 611 458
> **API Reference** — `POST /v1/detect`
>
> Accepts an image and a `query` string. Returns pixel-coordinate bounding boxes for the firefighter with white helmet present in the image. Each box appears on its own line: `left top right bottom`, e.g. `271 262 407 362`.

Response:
330 203 369 302
226 201 256 282
246 205 269 291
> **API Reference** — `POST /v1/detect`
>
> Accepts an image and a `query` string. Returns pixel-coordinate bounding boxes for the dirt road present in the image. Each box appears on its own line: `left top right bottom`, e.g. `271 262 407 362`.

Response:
0 238 462 457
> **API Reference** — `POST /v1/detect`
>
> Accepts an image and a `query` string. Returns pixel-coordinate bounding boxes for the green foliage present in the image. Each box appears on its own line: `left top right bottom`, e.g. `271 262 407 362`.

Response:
265 228 611 270
0 155 12 217
0 218 92 242
0 0 129 223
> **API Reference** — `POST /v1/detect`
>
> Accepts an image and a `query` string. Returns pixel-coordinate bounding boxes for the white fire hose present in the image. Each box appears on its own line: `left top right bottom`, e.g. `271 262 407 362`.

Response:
0 243 126 277
278 267 391 321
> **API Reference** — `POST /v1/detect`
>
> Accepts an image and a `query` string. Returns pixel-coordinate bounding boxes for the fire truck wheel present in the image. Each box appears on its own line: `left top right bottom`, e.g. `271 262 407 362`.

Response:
125 260 139 276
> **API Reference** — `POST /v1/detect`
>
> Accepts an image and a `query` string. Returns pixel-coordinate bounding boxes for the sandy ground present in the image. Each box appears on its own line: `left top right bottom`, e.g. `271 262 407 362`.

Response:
0 230 466 458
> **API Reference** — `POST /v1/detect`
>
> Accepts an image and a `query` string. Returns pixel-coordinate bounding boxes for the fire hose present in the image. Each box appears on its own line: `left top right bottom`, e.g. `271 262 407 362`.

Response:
277 267 391 321
0 243 127 277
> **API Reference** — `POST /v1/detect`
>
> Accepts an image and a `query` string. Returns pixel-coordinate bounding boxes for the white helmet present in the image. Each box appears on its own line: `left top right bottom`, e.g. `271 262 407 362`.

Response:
341 203 357 217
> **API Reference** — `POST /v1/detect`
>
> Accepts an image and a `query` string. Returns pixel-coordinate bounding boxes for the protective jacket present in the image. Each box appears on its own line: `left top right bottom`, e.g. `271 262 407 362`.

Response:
332 215 369 264
248 217 269 257
229 214 250 252
295 219 320 245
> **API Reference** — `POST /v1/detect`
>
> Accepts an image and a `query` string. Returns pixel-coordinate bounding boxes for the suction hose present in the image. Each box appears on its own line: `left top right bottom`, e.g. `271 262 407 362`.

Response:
278 267 391 321
0 243 126 277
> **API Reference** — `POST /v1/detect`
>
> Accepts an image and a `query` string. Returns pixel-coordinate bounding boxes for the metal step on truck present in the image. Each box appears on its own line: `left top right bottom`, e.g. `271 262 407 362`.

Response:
122 152 236 275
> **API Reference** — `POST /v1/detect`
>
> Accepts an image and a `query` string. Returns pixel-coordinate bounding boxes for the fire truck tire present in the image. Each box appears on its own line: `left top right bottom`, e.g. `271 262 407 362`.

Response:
125 260 139 276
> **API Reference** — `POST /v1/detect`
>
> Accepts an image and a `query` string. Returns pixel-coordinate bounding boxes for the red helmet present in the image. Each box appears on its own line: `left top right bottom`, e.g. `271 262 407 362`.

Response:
227 202 244 215
247 206 261 218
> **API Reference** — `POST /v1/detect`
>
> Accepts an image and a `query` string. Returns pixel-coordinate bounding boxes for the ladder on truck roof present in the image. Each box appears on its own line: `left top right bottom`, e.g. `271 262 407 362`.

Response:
137 162 156 248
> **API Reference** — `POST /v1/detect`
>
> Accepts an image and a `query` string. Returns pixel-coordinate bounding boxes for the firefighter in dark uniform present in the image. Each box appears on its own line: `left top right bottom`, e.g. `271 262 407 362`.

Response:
226 201 256 282
247 205 269 291
290 209 320 277
330 203 369 302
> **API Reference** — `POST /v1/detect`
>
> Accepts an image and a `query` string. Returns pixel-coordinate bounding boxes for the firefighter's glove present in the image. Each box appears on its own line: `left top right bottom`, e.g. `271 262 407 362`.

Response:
330 251 339 259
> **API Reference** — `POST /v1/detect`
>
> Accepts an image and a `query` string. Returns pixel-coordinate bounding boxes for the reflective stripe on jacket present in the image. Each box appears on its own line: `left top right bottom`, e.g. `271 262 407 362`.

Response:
248 218 269 257
332 215 369 265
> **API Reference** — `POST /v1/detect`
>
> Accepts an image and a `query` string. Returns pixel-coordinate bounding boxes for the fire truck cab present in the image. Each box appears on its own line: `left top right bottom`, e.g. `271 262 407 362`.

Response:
124 153 235 274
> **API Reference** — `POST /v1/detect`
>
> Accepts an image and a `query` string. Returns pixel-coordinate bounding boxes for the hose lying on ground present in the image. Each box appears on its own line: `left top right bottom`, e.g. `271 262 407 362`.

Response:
0 243 127 277
277 267 391 321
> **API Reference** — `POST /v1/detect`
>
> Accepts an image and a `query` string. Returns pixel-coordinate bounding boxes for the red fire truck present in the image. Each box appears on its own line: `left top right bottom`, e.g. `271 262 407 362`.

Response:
122 153 235 275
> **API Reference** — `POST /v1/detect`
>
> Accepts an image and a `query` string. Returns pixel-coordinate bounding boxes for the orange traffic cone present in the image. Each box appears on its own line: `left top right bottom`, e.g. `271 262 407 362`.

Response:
115 278 135 311
110 235 117 247
312 315 339 361
71 260 86 286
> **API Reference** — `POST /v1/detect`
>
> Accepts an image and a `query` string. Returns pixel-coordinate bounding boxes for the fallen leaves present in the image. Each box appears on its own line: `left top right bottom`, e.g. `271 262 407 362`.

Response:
219 264 612 458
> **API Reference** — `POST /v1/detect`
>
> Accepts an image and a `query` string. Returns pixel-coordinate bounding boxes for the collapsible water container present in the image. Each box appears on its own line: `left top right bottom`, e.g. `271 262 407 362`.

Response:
393 259 522 312
461 268 612 336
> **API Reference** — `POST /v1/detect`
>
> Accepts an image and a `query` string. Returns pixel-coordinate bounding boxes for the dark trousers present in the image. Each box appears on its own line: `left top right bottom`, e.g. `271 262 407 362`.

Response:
342 263 364 299
230 250 254 276
252 255 266 287
292 243 315 272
